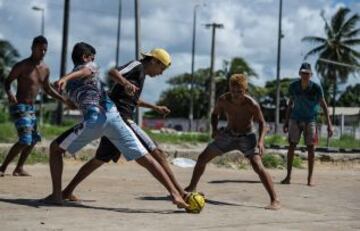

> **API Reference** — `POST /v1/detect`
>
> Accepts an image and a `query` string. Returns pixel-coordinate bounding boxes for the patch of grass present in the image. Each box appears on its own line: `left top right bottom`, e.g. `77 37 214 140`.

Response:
262 154 284 169
292 156 304 168
0 122 74 143
148 131 211 144
319 135 359 149
0 150 48 165
265 134 287 146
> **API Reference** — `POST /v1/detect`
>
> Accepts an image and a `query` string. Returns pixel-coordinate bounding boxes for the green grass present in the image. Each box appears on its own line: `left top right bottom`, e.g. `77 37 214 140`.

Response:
147 131 211 144
0 122 73 143
264 133 359 149
292 156 304 168
0 150 48 165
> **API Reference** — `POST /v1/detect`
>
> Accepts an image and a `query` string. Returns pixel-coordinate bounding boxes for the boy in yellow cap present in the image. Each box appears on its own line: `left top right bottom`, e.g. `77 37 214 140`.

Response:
61 48 189 202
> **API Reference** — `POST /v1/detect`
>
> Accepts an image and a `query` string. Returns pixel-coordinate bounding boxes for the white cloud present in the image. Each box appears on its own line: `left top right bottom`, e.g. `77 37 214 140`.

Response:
1 0 359 103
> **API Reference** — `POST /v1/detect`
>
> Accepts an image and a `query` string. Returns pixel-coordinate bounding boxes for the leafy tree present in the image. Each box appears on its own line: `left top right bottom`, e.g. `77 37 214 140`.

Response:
337 84 360 106
145 57 259 118
302 7 360 122
0 40 19 98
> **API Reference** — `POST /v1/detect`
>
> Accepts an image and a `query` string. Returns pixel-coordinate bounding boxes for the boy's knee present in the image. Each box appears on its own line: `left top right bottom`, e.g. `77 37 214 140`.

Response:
50 141 63 154
152 149 167 161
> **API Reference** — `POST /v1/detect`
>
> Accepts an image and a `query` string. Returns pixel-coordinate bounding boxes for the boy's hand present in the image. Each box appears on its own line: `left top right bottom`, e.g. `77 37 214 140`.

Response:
8 94 18 105
327 124 334 138
155 106 170 116
257 141 265 157
124 81 139 96
283 122 289 133
55 79 67 92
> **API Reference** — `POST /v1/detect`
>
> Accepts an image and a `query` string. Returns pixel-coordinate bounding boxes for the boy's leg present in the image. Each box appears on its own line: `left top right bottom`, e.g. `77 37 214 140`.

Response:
282 120 301 184
151 148 186 197
0 142 27 176
304 122 317 186
105 113 188 208
44 141 66 205
13 144 35 176
125 120 188 197
307 145 315 186
62 158 104 200
135 154 188 208
249 154 280 210
281 143 296 184
185 146 221 192
62 137 116 200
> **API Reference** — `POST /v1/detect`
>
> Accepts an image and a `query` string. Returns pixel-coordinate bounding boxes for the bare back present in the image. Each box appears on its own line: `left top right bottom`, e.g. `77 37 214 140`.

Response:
11 58 49 104
215 93 260 134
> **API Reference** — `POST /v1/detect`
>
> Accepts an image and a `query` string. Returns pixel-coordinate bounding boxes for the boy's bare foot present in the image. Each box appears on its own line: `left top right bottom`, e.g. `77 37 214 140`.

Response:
307 180 315 187
13 169 31 177
62 193 80 201
171 194 189 209
265 200 281 210
40 194 63 206
280 177 291 184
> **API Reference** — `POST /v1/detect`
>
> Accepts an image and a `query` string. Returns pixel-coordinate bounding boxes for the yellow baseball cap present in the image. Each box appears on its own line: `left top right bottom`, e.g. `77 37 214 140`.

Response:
141 48 171 68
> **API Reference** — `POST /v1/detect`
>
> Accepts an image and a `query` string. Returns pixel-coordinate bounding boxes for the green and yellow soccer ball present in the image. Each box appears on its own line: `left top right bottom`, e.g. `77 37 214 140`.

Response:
185 192 206 214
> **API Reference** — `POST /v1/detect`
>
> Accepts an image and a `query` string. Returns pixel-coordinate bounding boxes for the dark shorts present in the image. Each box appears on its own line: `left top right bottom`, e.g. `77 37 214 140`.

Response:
95 119 157 162
10 104 41 145
208 128 259 158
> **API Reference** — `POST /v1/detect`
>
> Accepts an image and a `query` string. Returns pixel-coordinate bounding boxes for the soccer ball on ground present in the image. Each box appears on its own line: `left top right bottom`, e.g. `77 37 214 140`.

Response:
185 192 205 214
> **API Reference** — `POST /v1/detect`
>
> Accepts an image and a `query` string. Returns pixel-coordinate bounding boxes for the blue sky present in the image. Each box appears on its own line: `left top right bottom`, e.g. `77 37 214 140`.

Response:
0 0 359 104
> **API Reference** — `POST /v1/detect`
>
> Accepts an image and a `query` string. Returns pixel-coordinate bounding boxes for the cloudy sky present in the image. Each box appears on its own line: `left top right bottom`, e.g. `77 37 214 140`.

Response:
0 0 359 104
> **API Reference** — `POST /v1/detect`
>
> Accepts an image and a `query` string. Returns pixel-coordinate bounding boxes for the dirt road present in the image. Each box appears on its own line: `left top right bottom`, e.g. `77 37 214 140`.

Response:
0 161 359 231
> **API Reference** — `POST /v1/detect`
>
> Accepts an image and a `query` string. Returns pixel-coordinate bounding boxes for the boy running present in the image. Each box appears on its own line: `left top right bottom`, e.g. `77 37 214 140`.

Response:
44 43 187 208
61 48 188 201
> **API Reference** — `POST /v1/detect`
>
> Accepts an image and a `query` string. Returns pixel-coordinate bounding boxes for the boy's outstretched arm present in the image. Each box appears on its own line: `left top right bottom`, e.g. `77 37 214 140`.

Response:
108 68 138 96
320 98 333 137
55 67 93 91
4 63 21 104
137 99 170 116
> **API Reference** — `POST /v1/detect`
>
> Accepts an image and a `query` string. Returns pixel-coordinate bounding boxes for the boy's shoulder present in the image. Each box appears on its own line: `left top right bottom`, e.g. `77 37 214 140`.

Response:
244 94 259 107
117 60 143 74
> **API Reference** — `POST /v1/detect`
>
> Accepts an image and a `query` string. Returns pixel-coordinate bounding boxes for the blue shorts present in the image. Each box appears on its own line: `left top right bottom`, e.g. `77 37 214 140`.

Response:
55 106 147 161
10 104 41 145
95 118 157 162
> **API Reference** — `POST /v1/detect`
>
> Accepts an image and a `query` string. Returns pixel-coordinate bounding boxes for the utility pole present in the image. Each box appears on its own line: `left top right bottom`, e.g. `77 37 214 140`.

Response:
189 4 200 132
32 6 45 125
275 0 283 134
205 23 224 133
134 0 141 125
56 0 70 125
115 0 122 67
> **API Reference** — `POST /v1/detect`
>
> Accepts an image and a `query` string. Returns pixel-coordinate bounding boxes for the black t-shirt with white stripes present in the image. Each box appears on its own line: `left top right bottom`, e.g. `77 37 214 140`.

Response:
109 60 145 119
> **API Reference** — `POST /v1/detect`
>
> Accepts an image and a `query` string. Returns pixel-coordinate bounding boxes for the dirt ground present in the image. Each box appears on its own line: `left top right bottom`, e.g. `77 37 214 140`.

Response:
0 160 359 231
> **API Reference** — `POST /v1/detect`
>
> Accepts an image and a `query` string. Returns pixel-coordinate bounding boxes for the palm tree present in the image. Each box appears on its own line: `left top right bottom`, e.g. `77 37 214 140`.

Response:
302 7 360 124
0 39 19 99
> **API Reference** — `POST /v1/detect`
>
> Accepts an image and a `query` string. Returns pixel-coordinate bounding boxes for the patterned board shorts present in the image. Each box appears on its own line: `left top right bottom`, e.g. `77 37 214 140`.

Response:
288 119 318 146
10 104 41 145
